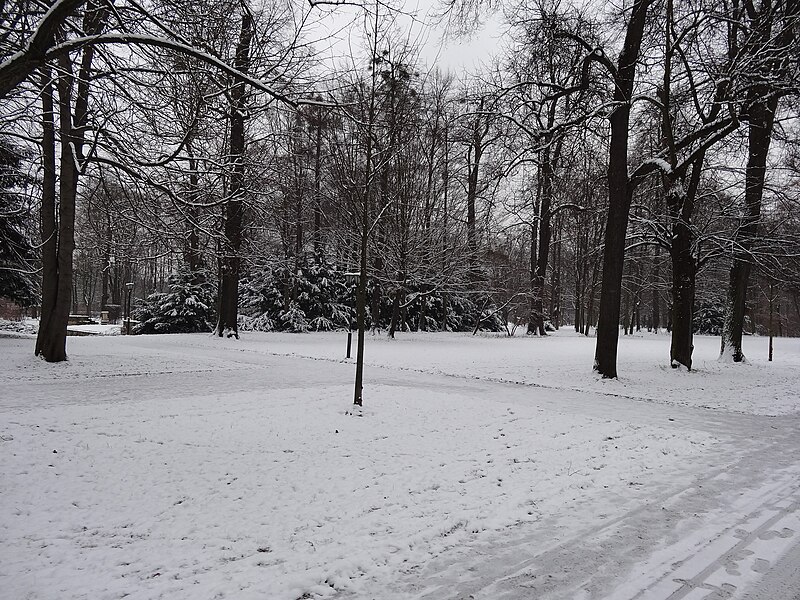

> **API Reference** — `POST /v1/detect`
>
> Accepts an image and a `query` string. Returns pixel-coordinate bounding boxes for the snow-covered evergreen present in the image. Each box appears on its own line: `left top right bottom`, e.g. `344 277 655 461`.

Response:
133 270 215 334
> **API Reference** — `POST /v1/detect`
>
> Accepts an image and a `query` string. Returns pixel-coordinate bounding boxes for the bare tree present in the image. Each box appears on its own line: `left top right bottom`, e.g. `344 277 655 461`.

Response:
720 0 800 361
216 9 253 338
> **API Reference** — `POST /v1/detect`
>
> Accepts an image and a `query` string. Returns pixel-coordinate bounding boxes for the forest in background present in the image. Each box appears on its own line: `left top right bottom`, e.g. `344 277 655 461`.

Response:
0 0 798 378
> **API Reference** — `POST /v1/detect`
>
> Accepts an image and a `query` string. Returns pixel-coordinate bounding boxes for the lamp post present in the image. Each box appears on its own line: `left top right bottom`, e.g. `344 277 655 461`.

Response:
124 282 134 334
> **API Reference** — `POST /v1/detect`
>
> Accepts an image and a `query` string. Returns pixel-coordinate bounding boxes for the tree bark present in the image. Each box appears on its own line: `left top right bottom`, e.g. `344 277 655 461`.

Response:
216 12 252 338
36 3 104 362
593 0 652 378
313 112 323 258
353 7 381 407
651 244 660 332
184 149 202 275
665 152 704 369
532 156 554 335
720 96 777 361
720 0 798 360
35 68 57 358
527 200 539 334
388 277 403 339
668 207 696 368
550 213 562 330
466 97 486 277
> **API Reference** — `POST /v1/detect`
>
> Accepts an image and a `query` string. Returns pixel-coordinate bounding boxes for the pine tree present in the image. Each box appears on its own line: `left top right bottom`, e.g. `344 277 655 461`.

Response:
0 138 37 307
133 270 216 334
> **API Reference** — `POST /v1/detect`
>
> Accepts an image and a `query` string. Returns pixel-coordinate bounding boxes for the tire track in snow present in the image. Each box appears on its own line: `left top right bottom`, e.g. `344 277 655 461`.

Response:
339 397 800 600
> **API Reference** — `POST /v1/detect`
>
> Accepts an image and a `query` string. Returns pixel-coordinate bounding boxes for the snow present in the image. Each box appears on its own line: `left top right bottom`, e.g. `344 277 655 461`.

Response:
67 324 123 335
641 157 673 175
1 330 799 599
209 330 800 416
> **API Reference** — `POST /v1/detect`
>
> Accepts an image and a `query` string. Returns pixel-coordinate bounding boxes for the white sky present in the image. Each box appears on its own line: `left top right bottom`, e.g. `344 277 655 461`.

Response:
302 0 505 74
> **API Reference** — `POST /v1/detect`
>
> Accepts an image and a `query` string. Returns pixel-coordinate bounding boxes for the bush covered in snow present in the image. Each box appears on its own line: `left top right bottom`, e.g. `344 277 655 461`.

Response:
133 270 215 334
240 255 505 334
693 298 725 335
239 256 353 333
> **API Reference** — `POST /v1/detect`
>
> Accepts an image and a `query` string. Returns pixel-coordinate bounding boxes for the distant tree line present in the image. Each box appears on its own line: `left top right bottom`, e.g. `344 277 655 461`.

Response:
0 0 798 380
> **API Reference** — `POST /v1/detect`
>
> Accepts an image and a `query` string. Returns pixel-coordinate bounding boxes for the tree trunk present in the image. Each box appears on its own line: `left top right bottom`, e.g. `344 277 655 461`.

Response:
669 216 696 369
313 113 323 258
466 98 486 277
720 95 777 361
532 157 553 335
370 260 382 330
651 244 660 332
184 150 202 275
35 67 58 359
36 3 104 362
593 0 651 378
216 12 252 338
418 288 427 332
100 212 112 312
293 111 304 259
665 153 704 369
388 285 401 339
550 214 562 330
527 196 539 335
353 8 380 407
585 257 599 337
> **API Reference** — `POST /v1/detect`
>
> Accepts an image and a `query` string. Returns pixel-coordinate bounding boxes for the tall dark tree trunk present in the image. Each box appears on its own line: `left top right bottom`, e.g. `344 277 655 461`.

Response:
293 111 304 259
531 156 553 335
466 97 487 277
36 68 57 358
36 3 103 362
370 257 383 330
585 255 599 337
550 213 562 330
388 282 402 339
353 8 381 407
720 96 778 361
527 202 539 334
651 244 660 332
593 0 652 378
665 155 704 369
418 287 428 332
216 12 252 338
184 149 202 275
100 212 112 312
313 113 323 258
668 206 696 368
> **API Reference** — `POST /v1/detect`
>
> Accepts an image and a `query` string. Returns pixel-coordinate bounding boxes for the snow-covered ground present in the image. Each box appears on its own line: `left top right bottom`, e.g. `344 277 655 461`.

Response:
66 324 123 336
1 330 798 600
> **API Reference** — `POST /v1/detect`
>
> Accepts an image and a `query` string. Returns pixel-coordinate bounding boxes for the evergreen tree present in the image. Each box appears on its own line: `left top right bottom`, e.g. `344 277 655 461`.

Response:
133 269 216 334
0 138 37 307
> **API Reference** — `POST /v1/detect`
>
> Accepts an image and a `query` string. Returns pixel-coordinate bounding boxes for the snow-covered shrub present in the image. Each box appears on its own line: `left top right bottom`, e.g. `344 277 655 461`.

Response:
240 256 505 334
133 270 215 334
693 298 724 335
239 256 354 333
238 313 275 332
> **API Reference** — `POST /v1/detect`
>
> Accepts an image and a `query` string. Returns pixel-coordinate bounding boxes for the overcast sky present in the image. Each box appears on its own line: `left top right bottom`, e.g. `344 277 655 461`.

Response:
303 0 505 74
